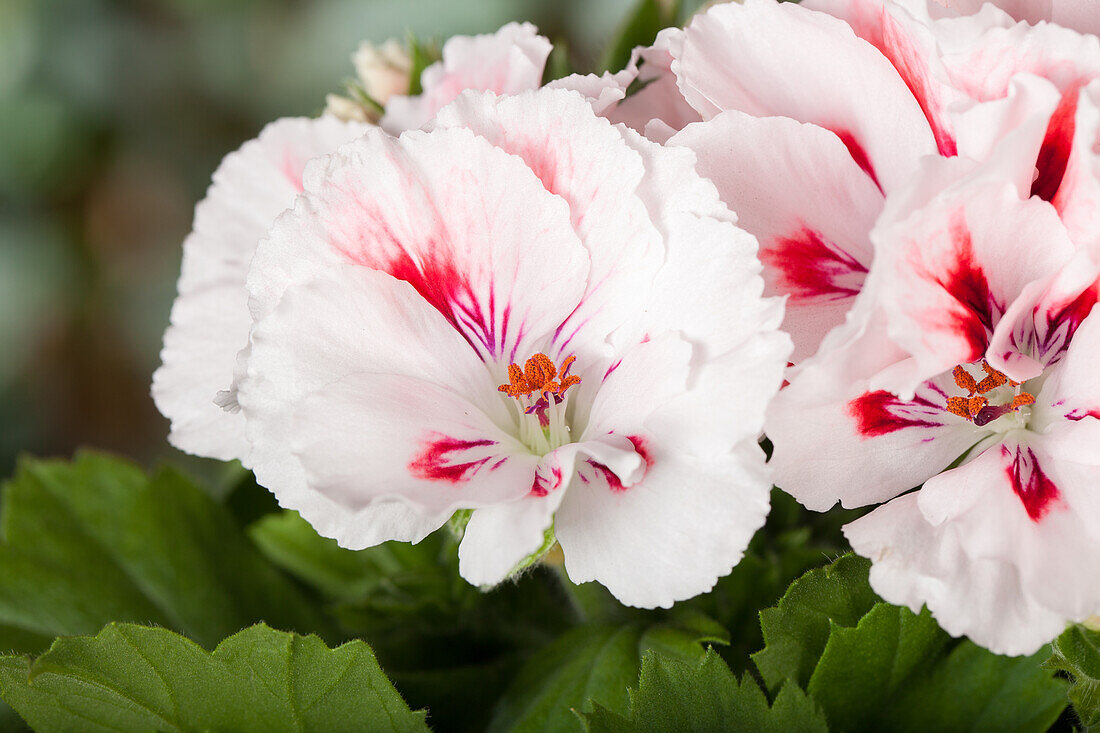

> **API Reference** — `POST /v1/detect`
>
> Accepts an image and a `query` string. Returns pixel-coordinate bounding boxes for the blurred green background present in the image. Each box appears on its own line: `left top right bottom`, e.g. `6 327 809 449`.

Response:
0 0 656 481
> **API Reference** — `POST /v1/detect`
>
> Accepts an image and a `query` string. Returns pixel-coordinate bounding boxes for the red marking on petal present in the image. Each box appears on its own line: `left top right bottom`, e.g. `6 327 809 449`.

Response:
848 389 944 437
1032 84 1081 204
409 435 496 484
762 227 868 302
1038 282 1098 358
879 18 957 157
627 434 654 472
926 213 998 361
1002 445 1062 522
334 208 503 358
588 461 626 493
835 130 883 193
1066 408 1100 421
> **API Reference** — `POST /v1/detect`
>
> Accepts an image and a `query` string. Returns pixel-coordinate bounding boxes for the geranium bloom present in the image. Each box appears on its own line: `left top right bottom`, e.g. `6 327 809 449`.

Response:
767 148 1100 654
160 87 790 606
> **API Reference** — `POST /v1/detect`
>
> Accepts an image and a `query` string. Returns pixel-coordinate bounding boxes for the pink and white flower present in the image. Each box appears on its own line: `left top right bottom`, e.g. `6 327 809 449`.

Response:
767 148 1100 654
158 87 790 606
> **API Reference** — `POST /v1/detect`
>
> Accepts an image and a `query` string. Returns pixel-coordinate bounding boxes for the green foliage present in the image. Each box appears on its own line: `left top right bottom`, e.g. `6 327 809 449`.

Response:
598 0 680 74
406 35 441 97
252 510 577 733
1047 623 1100 730
0 453 328 652
754 554 1067 732
582 648 828 733
488 613 725 733
0 623 428 732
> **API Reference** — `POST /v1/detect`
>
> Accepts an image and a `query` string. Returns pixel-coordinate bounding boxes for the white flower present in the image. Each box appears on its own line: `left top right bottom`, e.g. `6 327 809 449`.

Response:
187 88 790 606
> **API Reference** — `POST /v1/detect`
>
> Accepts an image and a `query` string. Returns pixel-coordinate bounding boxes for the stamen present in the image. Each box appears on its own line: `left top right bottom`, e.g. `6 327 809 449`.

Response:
947 360 1035 427
975 360 1008 393
498 353 582 452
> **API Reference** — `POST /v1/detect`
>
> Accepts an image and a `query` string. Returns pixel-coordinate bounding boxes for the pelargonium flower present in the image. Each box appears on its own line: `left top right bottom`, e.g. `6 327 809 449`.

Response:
767 150 1100 654
165 87 790 606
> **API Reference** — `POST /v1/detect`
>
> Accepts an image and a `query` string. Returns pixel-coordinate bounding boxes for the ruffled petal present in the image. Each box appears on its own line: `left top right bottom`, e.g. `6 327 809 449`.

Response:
846 491 1070 656
248 125 590 365
239 263 538 526
555 441 771 608
675 0 937 192
152 116 368 460
433 88 664 356
380 22 551 133
850 435 1100 655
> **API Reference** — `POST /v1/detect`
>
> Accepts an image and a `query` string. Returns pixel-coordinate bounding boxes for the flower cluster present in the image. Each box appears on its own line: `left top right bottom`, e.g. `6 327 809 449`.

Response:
154 24 790 608
155 1 1100 652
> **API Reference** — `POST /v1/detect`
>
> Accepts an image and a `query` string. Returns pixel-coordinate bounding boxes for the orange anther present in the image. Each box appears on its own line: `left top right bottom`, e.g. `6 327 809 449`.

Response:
946 396 973 419
499 353 581 401
975 360 1008 394
1010 392 1036 409
953 365 978 395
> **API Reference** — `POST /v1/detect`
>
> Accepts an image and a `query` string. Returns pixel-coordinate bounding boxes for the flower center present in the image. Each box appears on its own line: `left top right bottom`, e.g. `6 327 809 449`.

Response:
945 359 1036 427
498 353 581 453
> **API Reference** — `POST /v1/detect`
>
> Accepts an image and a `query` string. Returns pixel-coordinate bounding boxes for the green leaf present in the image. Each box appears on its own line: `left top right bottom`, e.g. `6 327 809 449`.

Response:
0 452 328 651
487 614 723 733
1047 623 1100 729
252 510 579 733
582 648 828 733
598 0 679 74
406 34 440 97
754 554 1066 732
0 622 428 732
752 553 878 690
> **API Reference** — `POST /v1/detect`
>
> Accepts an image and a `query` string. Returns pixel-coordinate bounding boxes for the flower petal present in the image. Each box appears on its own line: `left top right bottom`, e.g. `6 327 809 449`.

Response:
152 116 368 460
248 125 590 365
555 441 771 608
380 22 551 133
671 111 883 361
458 492 563 587
433 88 664 355
845 491 1070 656
768 304 988 510
239 263 537 529
873 179 1074 389
675 0 937 192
